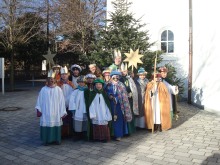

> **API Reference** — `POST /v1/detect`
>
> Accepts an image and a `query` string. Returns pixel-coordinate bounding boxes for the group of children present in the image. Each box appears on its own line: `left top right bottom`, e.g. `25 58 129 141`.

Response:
35 51 179 145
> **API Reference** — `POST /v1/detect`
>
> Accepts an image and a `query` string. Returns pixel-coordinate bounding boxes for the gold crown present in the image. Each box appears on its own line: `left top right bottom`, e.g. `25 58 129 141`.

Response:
47 69 56 78
114 49 121 58
60 66 68 74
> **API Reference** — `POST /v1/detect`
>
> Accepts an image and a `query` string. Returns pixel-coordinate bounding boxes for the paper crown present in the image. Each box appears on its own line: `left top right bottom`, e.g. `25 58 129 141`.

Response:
52 64 61 69
60 66 68 74
137 67 147 75
85 73 96 79
70 64 82 72
114 49 121 58
47 69 56 78
159 66 168 72
120 62 128 71
102 68 111 75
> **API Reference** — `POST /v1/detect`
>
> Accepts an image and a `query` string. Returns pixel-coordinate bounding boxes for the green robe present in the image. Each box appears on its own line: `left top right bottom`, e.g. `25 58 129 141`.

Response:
40 126 61 144
84 88 113 140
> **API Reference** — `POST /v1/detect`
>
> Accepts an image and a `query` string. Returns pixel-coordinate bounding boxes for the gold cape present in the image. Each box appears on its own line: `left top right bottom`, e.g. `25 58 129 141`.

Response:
144 81 171 131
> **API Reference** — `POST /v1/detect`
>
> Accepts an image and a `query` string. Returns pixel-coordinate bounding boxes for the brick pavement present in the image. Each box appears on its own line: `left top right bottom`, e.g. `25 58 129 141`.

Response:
0 87 220 165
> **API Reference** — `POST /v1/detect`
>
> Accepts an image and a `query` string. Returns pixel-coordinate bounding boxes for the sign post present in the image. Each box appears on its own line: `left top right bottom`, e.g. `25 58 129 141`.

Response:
0 58 5 95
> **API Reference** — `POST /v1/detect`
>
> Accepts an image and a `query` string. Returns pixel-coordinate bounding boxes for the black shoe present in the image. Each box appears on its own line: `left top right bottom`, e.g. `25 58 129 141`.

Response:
154 124 158 133
158 124 162 132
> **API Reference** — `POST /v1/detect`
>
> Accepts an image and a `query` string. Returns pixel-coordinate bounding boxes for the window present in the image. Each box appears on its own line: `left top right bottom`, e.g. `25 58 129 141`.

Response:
161 30 174 53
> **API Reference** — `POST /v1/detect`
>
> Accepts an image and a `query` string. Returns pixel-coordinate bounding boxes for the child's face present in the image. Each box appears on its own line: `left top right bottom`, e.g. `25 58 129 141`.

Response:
161 71 167 78
112 75 119 82
139 74 146 80
121 70 128 76
89 65 96 73
53 67 60 74
95 83 103 90
47 77 55 86
114 57 121 65
61 73 68 80
72 68 80 77
87 78 94 84
78 81 85 87
104 73 110 81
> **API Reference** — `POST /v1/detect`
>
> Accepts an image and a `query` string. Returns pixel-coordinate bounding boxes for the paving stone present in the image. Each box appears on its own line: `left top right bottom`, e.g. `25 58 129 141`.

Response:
134 160 152 165
4 155 17 161
188 150 205 156
0 88 220 165
174 151 190 157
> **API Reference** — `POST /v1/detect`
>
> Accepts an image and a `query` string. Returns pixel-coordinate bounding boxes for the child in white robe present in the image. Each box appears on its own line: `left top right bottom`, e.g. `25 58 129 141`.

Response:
69 76 88 140
35 70 67 145
89 78 112 142
58 66 75 138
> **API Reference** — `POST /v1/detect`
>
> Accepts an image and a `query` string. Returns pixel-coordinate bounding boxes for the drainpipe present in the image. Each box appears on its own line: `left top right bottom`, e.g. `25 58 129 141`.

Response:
188 0 193 104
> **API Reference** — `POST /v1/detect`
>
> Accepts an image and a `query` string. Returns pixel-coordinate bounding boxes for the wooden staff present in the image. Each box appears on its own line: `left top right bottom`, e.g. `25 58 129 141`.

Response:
152 51 158 133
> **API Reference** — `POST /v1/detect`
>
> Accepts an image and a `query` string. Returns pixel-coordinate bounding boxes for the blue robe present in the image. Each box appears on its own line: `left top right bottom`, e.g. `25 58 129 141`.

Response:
106 84 128 138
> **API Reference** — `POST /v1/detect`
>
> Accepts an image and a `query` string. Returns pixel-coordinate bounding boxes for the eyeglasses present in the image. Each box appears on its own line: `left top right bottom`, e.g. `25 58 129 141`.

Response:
112 77 119 80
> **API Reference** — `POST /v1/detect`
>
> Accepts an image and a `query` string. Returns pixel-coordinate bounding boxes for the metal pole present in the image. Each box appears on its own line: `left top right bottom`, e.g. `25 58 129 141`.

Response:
188 0 193 104
46 0 50 48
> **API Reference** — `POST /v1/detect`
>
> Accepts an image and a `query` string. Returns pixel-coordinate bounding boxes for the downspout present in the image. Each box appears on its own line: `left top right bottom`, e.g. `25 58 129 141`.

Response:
188 0 193 104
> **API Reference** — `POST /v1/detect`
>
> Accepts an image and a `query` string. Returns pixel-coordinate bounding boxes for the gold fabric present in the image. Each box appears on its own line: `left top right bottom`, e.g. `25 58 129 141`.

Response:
144 81 171 131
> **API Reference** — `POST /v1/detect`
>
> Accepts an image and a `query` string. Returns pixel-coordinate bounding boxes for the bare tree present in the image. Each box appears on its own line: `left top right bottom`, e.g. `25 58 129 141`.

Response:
52 0 106 55
0 0 45 90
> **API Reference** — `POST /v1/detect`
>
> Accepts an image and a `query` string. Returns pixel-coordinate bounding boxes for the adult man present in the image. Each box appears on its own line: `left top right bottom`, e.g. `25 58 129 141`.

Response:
35 70 67 145
69 64 82 87
158 66 179 119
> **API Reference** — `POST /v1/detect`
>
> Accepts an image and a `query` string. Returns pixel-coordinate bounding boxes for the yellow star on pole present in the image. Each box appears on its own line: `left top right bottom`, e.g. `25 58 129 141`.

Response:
43 48 56 69
124 48 144 70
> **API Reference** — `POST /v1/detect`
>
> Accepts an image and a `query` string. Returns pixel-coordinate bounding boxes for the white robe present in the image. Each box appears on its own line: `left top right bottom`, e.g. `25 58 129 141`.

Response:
69 89 86 121
163 80 179 111
60 83 74 108
71 76 79 88
35 86 67 127
89 94 112 125
151 85 161 124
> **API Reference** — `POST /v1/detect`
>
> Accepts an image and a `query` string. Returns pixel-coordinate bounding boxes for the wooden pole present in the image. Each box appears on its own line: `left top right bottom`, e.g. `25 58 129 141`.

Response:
152 51 158 133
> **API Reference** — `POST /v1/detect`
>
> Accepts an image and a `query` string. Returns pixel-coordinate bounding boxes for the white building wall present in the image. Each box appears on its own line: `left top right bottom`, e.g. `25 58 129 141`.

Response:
192 0 220 112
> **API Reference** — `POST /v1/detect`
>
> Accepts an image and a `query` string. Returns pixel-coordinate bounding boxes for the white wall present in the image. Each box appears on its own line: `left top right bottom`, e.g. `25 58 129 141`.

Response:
192 0 220 112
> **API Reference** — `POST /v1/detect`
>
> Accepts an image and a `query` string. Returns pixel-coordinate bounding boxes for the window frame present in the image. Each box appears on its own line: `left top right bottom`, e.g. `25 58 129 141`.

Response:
160 29 175 54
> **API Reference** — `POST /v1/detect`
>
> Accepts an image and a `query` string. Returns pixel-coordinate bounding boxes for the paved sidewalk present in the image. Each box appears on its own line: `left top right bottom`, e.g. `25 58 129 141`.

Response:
0 87 220 165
